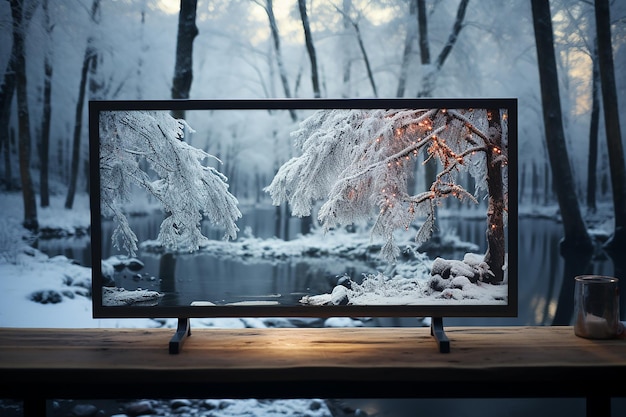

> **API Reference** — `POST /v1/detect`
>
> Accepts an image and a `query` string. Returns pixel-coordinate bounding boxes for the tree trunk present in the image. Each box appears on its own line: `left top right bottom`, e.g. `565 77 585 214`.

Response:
417 0 469 97
84 1 105 196
66 0 100 210
298 0 320 234
298 0 320 98
40 53 51 207
10 0 38 231
417 0 430 66
88 14 104 101
594 0 626 251
1 63 16 191
334 4 377 97
543 160 553 206
136 4 147 100
586 41 600 213
531 0 592 253
434 0 469 70
171 0 198 120
39 0 52 207
2 123 11 189
2 0 38 191
483 109 506 284
262 0 297 121
65 44 92 209
351 20 377 97
396 0 417 98
341 0 352 98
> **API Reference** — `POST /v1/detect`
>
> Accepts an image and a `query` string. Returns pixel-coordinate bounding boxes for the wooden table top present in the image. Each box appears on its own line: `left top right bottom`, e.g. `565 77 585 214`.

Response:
1 326 624 398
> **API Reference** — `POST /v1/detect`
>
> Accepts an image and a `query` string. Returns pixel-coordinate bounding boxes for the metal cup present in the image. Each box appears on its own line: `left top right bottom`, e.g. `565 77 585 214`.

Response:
574 275 620 339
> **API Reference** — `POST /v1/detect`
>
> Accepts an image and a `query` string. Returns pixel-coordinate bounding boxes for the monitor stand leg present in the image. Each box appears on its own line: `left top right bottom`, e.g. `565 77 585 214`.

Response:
169 317 191 354
430 317 450 353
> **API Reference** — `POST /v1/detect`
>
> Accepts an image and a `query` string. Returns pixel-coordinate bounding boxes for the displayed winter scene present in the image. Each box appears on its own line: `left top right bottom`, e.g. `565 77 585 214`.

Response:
97 104 511 310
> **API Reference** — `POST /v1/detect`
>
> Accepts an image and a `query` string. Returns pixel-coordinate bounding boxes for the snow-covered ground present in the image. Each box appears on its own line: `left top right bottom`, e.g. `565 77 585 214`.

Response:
0 192 364 329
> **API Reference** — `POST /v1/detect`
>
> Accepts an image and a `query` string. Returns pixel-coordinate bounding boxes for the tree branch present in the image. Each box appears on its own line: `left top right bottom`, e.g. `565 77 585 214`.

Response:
435 0 470 70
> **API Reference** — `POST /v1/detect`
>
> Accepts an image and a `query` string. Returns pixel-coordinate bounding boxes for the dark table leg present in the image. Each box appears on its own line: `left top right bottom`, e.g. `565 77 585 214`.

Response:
587 395 610 417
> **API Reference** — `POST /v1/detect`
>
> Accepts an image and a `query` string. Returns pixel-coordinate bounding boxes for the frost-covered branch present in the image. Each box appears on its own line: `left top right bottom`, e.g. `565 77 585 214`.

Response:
266 107 507 263
100 111 241 256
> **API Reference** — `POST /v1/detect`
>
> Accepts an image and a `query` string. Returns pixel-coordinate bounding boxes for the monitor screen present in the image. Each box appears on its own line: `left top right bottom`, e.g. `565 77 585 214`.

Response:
90 98 517 319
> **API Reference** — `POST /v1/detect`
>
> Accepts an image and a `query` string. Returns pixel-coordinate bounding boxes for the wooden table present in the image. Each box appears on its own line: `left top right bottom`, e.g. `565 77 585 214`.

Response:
0 326 624 417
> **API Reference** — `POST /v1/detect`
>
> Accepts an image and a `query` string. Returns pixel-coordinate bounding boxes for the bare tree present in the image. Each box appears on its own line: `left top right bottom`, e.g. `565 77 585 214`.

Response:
341 8 377 97
253 0 297 121
531 0 592 253
417 0 469 98
587 40 600 213
171 0 198 120
341 0 352 98
39 0 53 207
298 0 321 98
417 0 430 71
595 0 626 251
65 0 100 209
136 0 147 100
9 0 40 231
1 0 38 191
1 32 17 191
555 2 600 215
396 0 417 98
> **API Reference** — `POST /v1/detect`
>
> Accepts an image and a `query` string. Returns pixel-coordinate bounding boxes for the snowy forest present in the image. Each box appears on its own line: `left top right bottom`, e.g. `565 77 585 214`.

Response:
1 0 626 322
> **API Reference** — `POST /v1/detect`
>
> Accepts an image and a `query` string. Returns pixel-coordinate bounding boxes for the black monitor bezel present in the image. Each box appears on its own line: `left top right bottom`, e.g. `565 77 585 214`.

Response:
89 98 518 319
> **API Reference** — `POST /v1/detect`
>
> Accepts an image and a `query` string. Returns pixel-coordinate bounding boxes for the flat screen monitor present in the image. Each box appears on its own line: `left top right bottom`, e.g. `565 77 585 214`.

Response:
90 98 517 320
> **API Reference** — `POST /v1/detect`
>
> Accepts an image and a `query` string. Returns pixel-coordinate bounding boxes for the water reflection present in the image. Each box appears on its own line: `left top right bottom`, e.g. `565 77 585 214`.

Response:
36 210 619 325
440 218 618 328
117 249 370 307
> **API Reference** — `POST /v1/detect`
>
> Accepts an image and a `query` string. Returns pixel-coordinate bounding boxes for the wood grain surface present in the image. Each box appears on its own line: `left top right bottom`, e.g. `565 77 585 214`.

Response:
1 326 624 399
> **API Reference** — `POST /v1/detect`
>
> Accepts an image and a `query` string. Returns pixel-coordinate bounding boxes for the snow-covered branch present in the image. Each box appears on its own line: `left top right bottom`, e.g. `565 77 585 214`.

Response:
266 107 507 263
100 111 241 256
